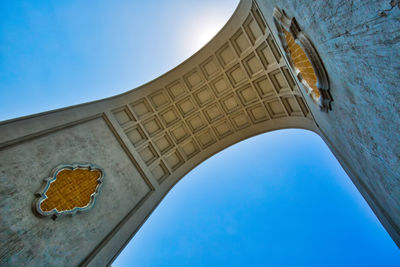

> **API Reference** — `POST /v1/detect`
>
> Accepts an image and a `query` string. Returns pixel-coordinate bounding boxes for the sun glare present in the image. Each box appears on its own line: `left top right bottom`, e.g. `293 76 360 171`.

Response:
188 19 222 51
178 3 238 56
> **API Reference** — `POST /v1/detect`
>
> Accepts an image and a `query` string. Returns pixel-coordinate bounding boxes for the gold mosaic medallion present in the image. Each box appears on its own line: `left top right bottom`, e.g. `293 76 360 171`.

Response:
283 28 320 99
34 163 104 218
273 8 332 111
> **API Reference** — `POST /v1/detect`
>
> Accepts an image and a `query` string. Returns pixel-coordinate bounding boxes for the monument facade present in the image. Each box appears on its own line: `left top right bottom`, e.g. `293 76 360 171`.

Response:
0 0 399 266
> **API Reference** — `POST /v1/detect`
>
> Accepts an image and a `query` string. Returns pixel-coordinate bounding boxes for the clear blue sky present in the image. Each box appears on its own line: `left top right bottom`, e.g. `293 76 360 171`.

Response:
114 130 399 267
0 0 237 121
0 0 399 266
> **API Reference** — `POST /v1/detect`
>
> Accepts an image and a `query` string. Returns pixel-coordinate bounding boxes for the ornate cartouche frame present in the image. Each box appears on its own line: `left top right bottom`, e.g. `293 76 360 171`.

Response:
273 8 332 112
33 163 105 219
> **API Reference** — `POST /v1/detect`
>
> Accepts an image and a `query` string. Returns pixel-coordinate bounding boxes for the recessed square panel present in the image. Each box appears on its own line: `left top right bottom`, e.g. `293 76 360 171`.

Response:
176 96 197 117
200 56 220 80
125 124 147 147
246 103 269 123
244 15 263 44
130 98 153 119
231 28 251 56
230 110 251 130
243 52 263 77
166 80 187 100
158 106 180 127
183 68 204 90
226 64 247 88
113 107 135 127
281 96 303 116
256 42 277 69
251 4 267 33
195 127 217 149
295 95 309 116
281 67 296 89
213 119 233 140
153 132 174 155
209 75 231 96
236 83 258 106
165 149 184 171
220 93 241 114
266 35 281 62
186 112 207 133
202 102 224 123
264 98 287 118
253 75 275 99
138 142 159 166
216 43 236 68
180 138 200 160
142 115 164 137
193 85 215 107
151 160 169 184
268 69 290 93
149 89 171 111
169 123 190 144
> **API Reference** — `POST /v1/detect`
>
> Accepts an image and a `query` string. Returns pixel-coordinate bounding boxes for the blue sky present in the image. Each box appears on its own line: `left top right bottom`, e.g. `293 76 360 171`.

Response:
1 0 399 266
114 130 399 266
0 0 237 121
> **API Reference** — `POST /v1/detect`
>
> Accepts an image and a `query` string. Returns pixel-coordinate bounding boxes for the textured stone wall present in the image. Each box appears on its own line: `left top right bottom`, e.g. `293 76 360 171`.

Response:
0 117 152 266
257 0 400 245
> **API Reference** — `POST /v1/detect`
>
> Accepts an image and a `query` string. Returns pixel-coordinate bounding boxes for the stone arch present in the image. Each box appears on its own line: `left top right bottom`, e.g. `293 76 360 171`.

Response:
0 0 399 266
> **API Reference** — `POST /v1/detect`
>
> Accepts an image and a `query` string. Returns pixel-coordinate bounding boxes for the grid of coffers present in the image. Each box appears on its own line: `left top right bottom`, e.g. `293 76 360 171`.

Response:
112 2 311 184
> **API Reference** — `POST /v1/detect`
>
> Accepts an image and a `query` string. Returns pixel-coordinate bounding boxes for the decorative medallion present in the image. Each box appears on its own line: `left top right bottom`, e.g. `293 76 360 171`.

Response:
33 163 104 219
273 8 332 112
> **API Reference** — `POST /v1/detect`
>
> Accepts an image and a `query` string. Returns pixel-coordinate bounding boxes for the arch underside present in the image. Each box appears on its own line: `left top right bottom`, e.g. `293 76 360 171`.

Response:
0 0 398 266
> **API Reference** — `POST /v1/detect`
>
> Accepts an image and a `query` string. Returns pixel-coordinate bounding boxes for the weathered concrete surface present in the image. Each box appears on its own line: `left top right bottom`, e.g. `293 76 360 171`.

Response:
257 0 400 244
0 118 152 266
